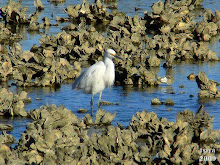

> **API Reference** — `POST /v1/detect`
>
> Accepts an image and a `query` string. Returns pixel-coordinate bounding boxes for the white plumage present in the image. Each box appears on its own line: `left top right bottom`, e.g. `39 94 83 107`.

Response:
72 49 121 115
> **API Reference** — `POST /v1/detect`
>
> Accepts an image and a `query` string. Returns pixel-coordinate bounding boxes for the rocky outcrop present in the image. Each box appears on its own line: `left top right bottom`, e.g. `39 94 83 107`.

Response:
0 42 81 86
196 71 220 98
0 104 219 164
0 88 29 117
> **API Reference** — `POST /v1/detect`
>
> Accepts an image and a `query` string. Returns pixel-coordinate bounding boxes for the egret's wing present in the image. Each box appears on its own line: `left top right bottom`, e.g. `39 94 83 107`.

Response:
72 61 105 94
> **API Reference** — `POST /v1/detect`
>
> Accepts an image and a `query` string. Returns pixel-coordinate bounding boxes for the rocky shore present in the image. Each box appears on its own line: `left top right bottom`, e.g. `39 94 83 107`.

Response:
0 104 219 164
0 0 220 164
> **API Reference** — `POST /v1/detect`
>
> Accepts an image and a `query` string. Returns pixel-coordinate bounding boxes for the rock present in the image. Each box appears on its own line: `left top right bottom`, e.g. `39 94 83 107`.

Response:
28 22 40 31
13 101 27 117
196 71 211 90
200 129 220 142
34 0 44 11
19 91 28 100
48 0 65 2
195 21 218 41
196 71 220 98
64 0 110 23
0 103 219 164
0 0 29 24
146 56 161 67
0 61 13 81
42 17 51 26
160 25 171 34
83 114 93 126
0 131 15 144
94 109 116 125
164 99 175 106
0 88 27 117
152 1 164 15
0 124 13 131
94 109 106 125
101 112 116 125
77 108 88 113
0 143 11 161
151 98 162 105
207 50 219 61
99 101 114 105
6 40 80 87
0 23 22 45
187 73 195 80
61 24 77 31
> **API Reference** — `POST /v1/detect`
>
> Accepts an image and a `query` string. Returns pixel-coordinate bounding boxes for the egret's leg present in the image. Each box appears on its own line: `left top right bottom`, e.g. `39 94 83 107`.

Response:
98 91 102 108
90 95 94 116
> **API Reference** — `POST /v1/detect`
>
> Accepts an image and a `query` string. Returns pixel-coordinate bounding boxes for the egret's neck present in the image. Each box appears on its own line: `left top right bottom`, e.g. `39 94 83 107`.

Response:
103 56 113 65
103 55 115 87
103 56 115 73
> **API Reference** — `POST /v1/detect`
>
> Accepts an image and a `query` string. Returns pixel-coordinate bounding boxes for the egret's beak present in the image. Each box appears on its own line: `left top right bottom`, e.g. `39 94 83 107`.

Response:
114 55 123 60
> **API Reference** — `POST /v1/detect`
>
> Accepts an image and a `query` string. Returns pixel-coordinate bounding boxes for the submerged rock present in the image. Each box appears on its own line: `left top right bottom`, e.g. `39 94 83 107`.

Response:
187 73 195 80
151 98 162 105
77 108 88 113
164 99 175 106
99 101 114 105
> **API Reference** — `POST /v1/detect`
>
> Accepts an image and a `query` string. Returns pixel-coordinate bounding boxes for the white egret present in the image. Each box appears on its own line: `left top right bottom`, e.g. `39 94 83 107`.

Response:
72 49 122 115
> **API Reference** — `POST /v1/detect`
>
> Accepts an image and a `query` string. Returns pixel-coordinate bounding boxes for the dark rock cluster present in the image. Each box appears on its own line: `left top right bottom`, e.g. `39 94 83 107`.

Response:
129 105 220 164
0 42 81 86
0 0 29 25
63 0 111 24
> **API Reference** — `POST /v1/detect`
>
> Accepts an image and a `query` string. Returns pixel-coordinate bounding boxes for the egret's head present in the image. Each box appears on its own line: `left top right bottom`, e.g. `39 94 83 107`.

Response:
105 49 116 58
105 49 122 60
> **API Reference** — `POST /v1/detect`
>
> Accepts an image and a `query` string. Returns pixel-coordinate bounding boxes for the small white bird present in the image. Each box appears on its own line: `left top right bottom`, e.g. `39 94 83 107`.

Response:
72 49 122 115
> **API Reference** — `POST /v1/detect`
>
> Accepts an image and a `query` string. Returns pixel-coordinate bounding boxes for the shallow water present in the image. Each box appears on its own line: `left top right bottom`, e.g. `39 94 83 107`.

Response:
0 0 220 143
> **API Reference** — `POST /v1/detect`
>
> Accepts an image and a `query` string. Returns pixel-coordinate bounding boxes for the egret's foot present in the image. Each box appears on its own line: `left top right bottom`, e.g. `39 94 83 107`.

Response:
98 101 101 109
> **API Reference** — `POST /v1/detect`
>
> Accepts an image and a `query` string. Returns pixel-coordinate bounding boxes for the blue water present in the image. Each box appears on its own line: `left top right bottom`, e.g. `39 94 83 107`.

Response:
0 0 220 143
